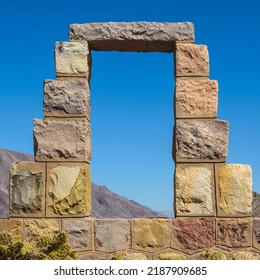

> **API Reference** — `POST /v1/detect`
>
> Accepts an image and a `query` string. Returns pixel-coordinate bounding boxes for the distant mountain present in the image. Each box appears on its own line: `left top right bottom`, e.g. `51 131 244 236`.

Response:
0 148 165 219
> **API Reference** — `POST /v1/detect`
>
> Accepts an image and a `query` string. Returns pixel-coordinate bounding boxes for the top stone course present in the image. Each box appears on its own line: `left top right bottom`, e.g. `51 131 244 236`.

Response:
69 22 194 52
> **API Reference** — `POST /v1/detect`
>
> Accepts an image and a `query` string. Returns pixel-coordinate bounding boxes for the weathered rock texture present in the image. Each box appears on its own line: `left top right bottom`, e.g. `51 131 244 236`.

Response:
94 219 130 252
175 80 218 118
44 79 90 118
69 22 194 52
55 42 91 78
24 219 61 236
230 251 259 260
171 218 214 251
155 250 189 260
216 164 252 217
216 218 252 248
0 219 23 235
10 162 45 217
175 164 215 216
132 218 171 252
175 44 209 77
174 120 229 162
62 218 93 250
46 163 91 217
253 218 260 250
34 119 91 162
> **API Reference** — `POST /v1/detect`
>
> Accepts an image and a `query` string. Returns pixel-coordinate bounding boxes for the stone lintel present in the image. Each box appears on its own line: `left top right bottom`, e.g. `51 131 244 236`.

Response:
69 22 194 52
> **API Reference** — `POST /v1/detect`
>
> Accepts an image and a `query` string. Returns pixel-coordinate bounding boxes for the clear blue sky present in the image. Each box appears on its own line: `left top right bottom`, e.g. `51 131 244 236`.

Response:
0 0 259 211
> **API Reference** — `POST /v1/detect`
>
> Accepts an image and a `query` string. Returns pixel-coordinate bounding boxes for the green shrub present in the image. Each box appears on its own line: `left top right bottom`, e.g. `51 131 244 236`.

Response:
111 252 126 260
200 249 224 260
0 231 77 260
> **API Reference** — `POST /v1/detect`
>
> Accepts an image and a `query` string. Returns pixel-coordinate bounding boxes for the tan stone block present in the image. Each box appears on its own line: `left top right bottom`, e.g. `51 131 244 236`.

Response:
174 119 229 163
55 42 91 79
175 79 218 118
10 162 45 217
62 218 93 251
132 218 171 252
44 79 90 119
78 252 109 260
94 219 130 253
46 163 91 217
230 250 260 260
34 118 91 162
154 250 189 260
123 252 148 260
175 164 215 217
175 44 209 77
216 218 252 248
215 164 252 217
0 219 23 235
24 219 61 236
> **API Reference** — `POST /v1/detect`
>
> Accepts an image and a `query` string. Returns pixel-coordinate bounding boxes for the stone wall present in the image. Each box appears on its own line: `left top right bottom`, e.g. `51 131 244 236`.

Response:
1 22 260 260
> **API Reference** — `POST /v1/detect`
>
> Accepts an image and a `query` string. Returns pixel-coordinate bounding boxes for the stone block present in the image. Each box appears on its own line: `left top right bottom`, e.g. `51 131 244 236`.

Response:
216 218 252 248
44 79 90 119
230 251 260 260
0 219 23 235
253 218 260 250
94 219 130 252
175 79 218 118
69 22 194 52
10 162 45 217
34 118 91 162
175 164 215 216
62 218 93 251
123 252 148 260
154 250 189 260
78 252 109 260
24 219 61 236
46 163 91 217
171 218 214 251
216 164 252 217
174 120 229 163
132 218 171 252
175 44 209 77
55 42 91 78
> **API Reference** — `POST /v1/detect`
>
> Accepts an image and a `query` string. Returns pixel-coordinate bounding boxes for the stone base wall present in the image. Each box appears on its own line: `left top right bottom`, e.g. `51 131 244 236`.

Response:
1 217 260 260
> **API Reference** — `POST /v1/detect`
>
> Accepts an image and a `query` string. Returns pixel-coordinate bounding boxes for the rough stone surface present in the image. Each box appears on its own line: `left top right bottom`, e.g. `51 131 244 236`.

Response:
55 42 91 78
123 252 148 260
10 162 45 217
175 44 209 77
155 250 189 260
44 79 90 118
230 251 259 260
216 164 252 217
62 218 93 250
132 218 171 252
171 218 214 251
216 218 252 248
0 219 23 235
253 218 260 249
78 252 109 260
46 163 91 217
69 22 194 52
34 118 91 162
175 164 215 216
174 120 229 163
95 219 130 252
175 80 218 118
24 219 61 236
